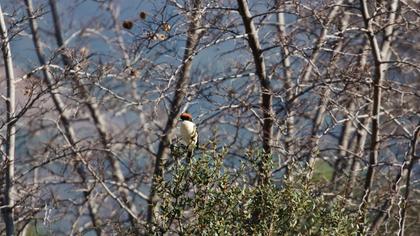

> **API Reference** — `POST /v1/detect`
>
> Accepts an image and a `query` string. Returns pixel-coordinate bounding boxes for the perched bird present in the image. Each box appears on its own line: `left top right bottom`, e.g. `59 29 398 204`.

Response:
179 112 198 159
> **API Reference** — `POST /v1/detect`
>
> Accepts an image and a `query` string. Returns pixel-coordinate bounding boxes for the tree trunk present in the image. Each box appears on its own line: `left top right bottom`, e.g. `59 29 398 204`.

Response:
0 4 16 235
237 0 272 184
25 1 103 234
276 2 295 164
147 0 203 228
304 1 344 177
357 1 399 233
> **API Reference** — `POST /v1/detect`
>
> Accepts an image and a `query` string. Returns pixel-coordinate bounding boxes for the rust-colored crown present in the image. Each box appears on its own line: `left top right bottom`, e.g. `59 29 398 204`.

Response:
180 113 193 121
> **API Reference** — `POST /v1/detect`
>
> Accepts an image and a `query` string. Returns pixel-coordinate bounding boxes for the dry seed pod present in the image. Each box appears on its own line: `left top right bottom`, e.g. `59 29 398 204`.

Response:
139 11 147 20
162 22 171 32
122 20 133 29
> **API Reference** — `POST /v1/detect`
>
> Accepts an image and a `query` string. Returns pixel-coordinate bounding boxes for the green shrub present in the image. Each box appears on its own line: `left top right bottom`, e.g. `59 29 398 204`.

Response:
149 147 357 235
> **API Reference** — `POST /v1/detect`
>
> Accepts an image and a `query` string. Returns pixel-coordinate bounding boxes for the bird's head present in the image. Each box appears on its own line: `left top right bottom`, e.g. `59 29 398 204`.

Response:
179 112 193 121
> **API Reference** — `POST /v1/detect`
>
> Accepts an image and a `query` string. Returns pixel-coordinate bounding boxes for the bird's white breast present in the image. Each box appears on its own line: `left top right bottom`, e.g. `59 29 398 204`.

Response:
179 120 197 146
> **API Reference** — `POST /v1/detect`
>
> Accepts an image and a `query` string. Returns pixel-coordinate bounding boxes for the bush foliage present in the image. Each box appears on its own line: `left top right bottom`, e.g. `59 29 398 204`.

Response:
147 147 357 235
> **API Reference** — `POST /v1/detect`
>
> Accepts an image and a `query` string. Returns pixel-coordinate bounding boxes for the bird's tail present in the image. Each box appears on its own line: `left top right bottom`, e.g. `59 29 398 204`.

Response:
186 138 197 163
186 149 193 164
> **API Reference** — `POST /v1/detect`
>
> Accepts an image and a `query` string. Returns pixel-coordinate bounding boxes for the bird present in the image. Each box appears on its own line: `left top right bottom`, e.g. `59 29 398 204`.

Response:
178 112 198 159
